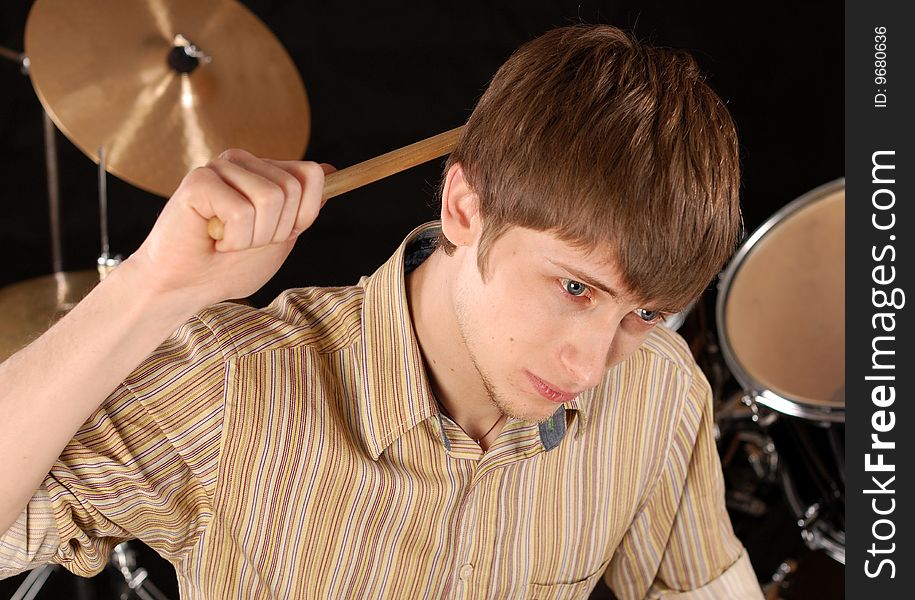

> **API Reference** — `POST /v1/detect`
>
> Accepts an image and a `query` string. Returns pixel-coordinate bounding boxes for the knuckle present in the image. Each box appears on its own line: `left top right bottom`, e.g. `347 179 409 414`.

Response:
230 203 255 223
302 161 325 183
178 166 219 198
281 172 303 200
184 166 213 186
218 148 250 162
257 183 286 209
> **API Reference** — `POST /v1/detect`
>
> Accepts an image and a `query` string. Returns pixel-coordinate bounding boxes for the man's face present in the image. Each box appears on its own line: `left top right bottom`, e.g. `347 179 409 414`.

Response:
450 226 669 424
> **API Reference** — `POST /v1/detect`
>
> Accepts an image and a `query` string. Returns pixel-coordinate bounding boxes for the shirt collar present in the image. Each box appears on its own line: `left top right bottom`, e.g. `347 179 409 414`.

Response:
356 222 439 460
356 221 590 460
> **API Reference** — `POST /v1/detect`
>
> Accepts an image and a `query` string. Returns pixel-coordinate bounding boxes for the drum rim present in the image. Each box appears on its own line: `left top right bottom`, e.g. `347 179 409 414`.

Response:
780 461 846 564
716 178 846 422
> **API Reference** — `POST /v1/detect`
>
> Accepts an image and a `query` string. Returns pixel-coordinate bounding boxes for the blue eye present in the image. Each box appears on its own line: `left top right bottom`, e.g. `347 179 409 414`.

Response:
562 279 589 297
634 308 662 323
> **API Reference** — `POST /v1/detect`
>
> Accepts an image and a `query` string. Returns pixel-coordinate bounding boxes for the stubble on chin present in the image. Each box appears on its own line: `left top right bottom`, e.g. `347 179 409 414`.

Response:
478 364 558 425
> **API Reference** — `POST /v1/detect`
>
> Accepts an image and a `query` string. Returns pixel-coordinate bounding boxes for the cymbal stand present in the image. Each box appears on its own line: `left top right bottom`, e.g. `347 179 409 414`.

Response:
1 45 63 275
9 563 59 600
110 543 171 600
97 146 122 279
0 45 29 73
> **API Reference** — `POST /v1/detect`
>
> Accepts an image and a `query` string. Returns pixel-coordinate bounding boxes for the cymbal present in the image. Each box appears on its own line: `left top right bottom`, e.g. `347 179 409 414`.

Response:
24 0 309 198
0 269 254 363
0 270 100 362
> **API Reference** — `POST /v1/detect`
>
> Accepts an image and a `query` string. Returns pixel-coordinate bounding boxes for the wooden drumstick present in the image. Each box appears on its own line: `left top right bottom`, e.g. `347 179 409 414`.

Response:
206 125 465 241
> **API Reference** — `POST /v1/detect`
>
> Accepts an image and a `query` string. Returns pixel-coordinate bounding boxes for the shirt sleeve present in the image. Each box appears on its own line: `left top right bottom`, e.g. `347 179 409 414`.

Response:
603 362 764 599
1 310 234 579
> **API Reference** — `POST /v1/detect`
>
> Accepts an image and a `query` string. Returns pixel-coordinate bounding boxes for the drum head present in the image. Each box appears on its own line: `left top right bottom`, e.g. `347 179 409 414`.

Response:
717 180 845 420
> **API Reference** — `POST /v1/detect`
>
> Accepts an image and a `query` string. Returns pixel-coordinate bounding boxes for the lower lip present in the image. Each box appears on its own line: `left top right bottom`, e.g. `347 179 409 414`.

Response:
526 372 577 404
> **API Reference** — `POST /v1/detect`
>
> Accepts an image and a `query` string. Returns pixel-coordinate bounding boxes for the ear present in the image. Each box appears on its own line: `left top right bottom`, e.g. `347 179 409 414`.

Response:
440 162 480 248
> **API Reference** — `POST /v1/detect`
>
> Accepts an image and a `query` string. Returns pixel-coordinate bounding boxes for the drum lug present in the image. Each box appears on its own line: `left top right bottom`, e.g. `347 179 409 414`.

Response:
111 543 149 590
742 393 779 427
744 436 778 482
109 542 172 600
798 502 821 529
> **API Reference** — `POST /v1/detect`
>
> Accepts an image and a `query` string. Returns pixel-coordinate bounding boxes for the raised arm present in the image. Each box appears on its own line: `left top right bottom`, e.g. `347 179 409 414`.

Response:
0 150 330 534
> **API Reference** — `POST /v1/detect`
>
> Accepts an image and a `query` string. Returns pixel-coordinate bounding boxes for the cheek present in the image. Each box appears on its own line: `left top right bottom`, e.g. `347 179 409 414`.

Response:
607 328 654 367
474 283 554 354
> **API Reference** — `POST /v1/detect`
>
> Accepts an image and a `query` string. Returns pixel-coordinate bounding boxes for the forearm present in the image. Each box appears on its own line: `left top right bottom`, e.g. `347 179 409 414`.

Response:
0 258 202 534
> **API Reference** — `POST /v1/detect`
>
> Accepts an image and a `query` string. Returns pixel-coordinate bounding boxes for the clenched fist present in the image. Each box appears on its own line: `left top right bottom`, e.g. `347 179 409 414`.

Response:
127 149 334 309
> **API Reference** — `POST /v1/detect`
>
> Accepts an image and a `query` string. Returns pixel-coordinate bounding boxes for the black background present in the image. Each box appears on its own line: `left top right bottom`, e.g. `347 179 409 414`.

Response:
1 0 842 305
1 0 844 598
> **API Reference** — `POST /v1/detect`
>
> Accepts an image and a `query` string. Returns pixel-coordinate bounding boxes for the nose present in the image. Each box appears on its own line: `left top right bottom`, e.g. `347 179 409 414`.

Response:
558 321 618 390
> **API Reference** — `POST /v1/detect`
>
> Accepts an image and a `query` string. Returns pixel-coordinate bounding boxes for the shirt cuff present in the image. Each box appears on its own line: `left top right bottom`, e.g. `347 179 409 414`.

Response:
650 550 764 599
0 485 61 579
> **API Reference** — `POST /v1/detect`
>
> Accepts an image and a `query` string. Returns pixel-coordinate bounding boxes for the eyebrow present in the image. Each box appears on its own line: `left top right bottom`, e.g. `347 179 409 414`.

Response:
546 259 623 300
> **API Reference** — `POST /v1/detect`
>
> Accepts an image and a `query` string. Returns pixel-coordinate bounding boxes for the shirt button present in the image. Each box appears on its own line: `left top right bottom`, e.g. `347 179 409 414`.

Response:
459 563 474 580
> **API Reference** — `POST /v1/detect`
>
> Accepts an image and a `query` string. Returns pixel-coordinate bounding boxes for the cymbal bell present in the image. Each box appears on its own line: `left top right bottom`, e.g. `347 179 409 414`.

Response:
24 0 309 198
0 270 100 362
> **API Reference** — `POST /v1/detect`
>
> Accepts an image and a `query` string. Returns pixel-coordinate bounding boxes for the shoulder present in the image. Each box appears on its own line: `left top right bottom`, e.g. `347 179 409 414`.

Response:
194 285 366 358
634 325 698 377
592 325 709 439
633 326 713 436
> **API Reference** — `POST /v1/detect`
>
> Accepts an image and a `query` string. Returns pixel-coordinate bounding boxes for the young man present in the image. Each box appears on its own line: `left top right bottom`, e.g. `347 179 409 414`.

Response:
1 25 762 598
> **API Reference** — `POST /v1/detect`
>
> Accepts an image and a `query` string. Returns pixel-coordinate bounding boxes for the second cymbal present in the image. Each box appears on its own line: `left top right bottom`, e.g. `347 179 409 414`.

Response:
0 270 100 363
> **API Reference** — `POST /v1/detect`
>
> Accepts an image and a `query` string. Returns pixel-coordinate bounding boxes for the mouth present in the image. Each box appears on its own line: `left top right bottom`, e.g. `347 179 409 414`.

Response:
525 371 581 404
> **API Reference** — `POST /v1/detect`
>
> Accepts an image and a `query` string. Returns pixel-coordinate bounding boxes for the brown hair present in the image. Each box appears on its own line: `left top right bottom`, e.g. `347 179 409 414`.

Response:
439 24 741 311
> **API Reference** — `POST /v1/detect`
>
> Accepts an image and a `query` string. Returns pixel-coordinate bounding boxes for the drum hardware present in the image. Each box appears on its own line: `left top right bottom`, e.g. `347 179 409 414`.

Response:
0 45 30 74
97 146 123 279
167 34 212 75
8 543 173 600
9 563 59 600
719 414 780 518
798 503 821 530
725 489 769 518
2 45 64 275
740 429 778 482
775 420 846 565
793 496 845 564
741 394 779 427
0 45 99 363
762 559 798 600
110 543 172 600
43 111 64 275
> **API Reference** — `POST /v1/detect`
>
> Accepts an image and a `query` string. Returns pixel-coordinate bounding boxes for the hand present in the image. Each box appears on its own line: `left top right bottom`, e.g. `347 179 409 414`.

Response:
127 149 335 309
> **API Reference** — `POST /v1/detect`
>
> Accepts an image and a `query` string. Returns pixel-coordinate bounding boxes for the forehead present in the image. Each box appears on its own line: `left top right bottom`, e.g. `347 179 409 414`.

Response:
491 227 626 287
487 226 677 310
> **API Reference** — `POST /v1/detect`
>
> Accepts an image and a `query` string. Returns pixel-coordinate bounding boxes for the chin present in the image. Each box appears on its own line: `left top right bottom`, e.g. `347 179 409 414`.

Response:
498 395 563 424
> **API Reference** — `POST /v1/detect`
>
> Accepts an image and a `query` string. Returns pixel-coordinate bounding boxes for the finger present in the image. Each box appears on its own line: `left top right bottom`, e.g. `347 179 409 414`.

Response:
218 149 303 243
206 153 285 248
264 160 329 236
182 166 256 252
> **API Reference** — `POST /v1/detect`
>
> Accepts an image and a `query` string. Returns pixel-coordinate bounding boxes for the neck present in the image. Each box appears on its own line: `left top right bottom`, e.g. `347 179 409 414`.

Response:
406 249 504 443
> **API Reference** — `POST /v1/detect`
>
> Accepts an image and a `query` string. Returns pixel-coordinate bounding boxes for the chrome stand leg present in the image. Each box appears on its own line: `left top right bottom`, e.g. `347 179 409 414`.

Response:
10 564 59 600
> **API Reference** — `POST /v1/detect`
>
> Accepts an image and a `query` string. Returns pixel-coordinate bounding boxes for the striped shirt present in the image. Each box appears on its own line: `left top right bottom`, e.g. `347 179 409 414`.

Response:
1 222 763 599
